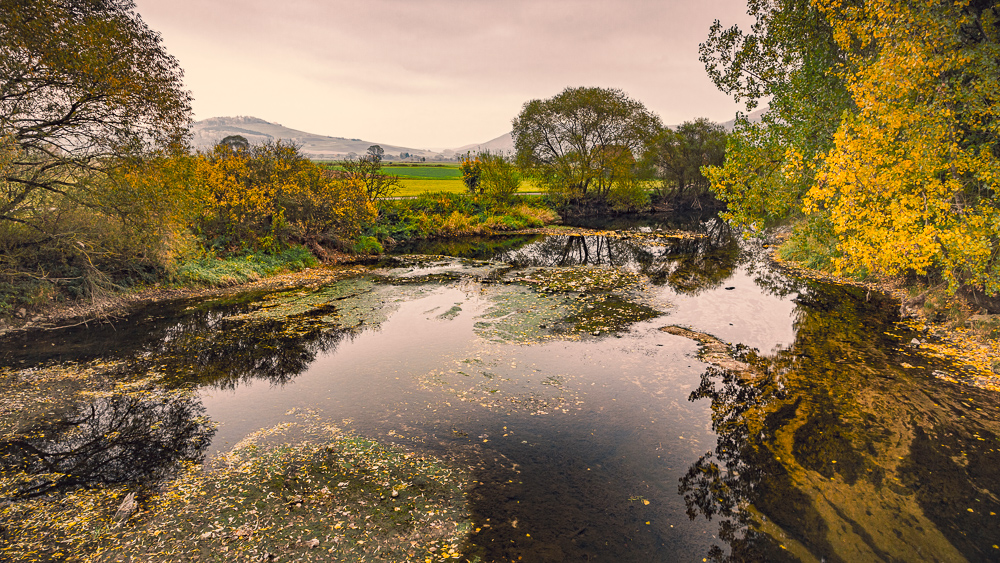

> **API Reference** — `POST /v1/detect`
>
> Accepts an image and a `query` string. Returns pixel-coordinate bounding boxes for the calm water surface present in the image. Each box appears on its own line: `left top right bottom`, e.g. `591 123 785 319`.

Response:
3 216 999 562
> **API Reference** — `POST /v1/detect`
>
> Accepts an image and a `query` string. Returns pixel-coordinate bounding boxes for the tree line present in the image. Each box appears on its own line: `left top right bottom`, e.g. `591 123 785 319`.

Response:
482 86 728 213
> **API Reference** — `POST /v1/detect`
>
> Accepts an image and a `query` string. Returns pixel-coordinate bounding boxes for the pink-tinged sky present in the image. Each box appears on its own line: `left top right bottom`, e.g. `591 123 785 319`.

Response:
134 0 753 150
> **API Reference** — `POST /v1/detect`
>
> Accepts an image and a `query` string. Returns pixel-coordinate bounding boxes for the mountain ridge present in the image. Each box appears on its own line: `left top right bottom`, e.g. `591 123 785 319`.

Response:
190 110 766 161
190 116 450 160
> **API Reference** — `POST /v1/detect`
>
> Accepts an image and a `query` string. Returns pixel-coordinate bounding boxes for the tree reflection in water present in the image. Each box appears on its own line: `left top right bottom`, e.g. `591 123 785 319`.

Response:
680 282 1000 562
152 316 351 389
496 219 741 296
1 385 214 499
0 291 355 501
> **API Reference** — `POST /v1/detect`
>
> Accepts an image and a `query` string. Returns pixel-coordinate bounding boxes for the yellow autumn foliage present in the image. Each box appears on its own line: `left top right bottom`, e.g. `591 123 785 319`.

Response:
198 141 376 252
807 0 1000 292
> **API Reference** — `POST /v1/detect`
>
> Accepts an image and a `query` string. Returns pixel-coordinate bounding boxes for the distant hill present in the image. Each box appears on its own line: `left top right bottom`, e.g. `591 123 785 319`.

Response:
451 132 515 155
717 108 767 131
191 110 768 162
190 116 445 160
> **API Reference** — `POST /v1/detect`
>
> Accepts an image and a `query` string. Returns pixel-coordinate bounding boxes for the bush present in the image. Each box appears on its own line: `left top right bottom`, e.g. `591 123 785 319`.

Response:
374 193 559 243
607 176 651 212
351 236 384 255
477 151 521 203
197 141 376 253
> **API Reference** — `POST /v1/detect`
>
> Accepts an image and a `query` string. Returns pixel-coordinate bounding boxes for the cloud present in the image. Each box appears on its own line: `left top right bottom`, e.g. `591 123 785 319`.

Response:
136 0 752 148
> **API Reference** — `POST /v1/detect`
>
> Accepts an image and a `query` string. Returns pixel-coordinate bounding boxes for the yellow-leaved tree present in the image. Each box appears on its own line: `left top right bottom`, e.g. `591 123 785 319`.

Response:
199 141 375 253
808 0 1000 291
702 0 1000 294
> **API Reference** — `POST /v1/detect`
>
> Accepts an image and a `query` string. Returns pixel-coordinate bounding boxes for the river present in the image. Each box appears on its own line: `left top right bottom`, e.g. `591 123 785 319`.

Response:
2 215 998 562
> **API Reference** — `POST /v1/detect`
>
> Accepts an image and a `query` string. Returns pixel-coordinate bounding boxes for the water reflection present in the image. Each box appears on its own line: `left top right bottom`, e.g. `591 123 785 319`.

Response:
682 282 1000 562
0 385 214 499
644 219 739 295
3 215 998 561
496 219 741 297
153 315 352 389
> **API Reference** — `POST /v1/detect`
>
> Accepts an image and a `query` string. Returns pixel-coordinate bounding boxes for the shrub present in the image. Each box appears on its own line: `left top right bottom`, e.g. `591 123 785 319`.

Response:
197 141 376 253
351 236 384 255
477 151 521 203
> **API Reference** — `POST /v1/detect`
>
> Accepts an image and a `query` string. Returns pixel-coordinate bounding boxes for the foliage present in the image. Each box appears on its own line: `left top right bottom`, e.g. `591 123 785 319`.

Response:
475 151 521 202
653 118 727 208
512 87 662 203
218 135 249 151
459 154 482 193
351 235 384 255
375 193 558 243
338 145 402 205
805 0 1000 292
604 167 650 212
702 0 1000 294
198 141 376 253
0 0 193 303
775 214 844 274
700 0 852 230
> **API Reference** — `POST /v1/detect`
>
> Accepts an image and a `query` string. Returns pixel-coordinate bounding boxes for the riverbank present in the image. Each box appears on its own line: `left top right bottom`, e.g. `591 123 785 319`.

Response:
0 259 372 337
768 232 1000 393
5 223 998 395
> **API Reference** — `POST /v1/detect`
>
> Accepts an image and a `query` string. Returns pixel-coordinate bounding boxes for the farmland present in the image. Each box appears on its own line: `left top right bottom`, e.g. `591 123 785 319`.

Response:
319 162 543 196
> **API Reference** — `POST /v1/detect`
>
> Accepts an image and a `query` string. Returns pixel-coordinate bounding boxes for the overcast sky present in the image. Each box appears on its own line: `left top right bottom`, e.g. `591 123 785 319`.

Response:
134 0 753 150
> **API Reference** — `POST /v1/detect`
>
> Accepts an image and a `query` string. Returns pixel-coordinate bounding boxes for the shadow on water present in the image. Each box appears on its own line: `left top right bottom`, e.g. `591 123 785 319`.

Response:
390 234 542 259
681 281 1000 562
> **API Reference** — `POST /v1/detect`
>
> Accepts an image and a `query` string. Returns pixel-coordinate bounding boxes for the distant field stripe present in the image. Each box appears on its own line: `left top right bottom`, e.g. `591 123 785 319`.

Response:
397 178 466 196
396 178 542 197
383 166 461 179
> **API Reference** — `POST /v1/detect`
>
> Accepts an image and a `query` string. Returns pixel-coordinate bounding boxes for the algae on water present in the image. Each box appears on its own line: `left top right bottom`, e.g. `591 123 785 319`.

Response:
474 266 666 344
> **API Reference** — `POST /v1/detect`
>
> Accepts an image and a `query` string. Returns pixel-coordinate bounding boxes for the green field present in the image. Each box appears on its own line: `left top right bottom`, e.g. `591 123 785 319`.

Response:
382 165 461 179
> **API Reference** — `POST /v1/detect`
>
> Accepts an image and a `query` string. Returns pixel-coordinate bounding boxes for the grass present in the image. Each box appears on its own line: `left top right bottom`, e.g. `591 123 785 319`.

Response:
173 247 320 287
382 165 462 180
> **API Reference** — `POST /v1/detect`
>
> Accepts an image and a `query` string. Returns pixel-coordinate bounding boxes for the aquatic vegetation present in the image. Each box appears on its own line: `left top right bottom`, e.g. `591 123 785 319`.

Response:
0 369 215 562
511 265 644 293
0 415 471 562
474 265 663 344
101 421 471 562
474 285 578 344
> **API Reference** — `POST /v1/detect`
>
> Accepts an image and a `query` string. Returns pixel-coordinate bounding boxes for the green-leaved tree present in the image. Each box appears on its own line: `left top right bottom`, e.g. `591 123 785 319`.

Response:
512 87 661 205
